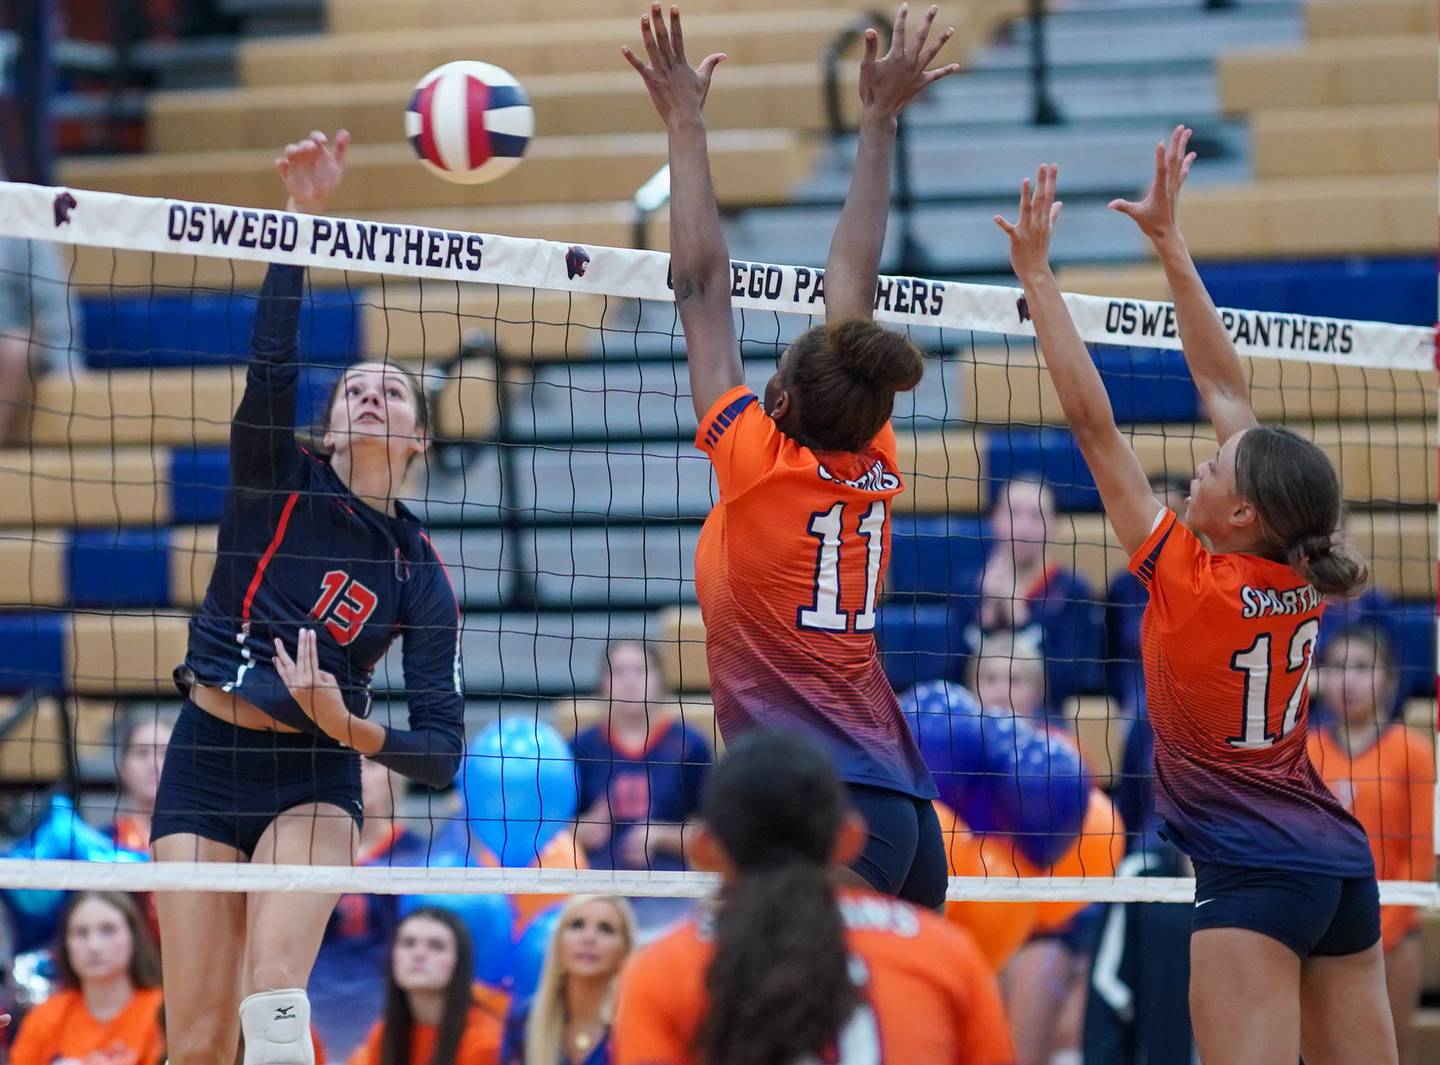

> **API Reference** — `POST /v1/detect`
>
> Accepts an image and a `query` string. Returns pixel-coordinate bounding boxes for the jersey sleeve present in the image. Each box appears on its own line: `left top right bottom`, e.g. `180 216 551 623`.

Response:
7 996 60 1065
943 927 1018 1065
231 263 307 491
694 385 781 501
1126 508 1210 632
371 535 465 789
612 942 695 1065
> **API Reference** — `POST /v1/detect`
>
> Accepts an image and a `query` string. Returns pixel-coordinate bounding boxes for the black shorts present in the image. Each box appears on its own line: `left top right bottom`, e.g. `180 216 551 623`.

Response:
846 783 947 910
152 700 363 859
1192 860 1380 961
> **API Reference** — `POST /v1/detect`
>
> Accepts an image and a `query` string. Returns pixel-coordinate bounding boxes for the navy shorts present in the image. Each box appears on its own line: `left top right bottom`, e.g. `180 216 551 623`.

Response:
152 700 362 859
1192 860 1380 961
846 783 948 910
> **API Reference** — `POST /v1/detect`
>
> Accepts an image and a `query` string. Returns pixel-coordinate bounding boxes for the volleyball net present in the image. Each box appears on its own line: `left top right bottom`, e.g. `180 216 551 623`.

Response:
0 180 1433 908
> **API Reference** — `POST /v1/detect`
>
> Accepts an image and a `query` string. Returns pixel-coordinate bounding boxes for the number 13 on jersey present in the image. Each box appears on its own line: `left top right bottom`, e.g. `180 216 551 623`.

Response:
798 501 886 633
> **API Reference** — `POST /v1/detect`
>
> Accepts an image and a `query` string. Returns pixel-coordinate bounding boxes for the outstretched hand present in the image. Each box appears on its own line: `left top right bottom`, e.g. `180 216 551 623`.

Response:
277 129 350 215
859 4 960 119
1109 124 1195 241
622 2 726 127
995 163 1063 280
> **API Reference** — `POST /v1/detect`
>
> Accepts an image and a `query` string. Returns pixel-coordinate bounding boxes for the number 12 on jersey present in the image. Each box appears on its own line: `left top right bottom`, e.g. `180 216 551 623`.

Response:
1228 618 1320 749
798 501 886 633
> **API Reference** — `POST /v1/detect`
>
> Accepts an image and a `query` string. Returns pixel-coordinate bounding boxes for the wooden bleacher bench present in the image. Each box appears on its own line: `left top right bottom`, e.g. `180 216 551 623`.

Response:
1252 103 1435 180
30 368 242 448
0 448 168 527
1178 173 1434 258
60 129 811 213
67 613 191 696
0 533 66 606
1305 0 1438 40
1219 37 1436 113
893 431 987 515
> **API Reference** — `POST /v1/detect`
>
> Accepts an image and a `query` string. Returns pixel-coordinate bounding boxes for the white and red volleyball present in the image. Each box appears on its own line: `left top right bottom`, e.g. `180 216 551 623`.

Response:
406 61 533 185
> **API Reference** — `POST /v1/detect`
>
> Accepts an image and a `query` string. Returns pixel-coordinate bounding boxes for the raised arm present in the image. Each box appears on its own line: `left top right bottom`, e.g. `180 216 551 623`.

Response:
231 130 350 489
824 3 958 322
624 3 740 419
995 165 1160 555
1110 125 1258 443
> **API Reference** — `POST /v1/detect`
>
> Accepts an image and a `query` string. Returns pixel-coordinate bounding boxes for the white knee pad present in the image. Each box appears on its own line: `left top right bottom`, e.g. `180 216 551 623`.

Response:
240 988 313 1065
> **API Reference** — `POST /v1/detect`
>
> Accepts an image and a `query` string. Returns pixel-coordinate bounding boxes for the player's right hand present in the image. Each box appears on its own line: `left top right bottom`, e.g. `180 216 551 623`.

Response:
622 2 726 127
277 129 350 215
1109 124 1196 242
858 4 960 120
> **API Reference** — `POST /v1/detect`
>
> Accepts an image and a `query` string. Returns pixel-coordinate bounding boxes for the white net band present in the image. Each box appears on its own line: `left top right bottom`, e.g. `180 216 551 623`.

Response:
0 182 1431 370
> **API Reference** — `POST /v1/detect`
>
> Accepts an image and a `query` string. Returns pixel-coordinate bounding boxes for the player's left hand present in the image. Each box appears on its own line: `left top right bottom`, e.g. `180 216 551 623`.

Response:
622 2 727 127
859 4 960 119
995 163 1063 281
1109 124 1196 241
273 628 344 721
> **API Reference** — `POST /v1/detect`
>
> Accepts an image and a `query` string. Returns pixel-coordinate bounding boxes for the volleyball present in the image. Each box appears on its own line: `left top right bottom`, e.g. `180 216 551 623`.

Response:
405 60 533 185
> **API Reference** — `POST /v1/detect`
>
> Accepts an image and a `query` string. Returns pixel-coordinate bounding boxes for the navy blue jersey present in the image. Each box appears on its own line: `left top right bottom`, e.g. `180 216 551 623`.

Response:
181 264 464 788
572 718 712 870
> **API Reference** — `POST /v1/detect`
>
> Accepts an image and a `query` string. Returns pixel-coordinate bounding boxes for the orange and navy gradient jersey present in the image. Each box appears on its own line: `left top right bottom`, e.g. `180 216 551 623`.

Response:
693 386 935 799
1308 724 1435 947
1129 509 1372 876
613 888 1015 1065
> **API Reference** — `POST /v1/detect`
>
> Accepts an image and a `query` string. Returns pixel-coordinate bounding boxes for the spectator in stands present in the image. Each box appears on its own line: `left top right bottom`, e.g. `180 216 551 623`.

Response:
502 895 636 1065
1308 624 1434 1065
10 891 164 1065
349 907 506 1065
111 712 175 852
572 641 712 872
968 627 1048 722
312 758 430 1059
951 476 1104 715
0 151 78 445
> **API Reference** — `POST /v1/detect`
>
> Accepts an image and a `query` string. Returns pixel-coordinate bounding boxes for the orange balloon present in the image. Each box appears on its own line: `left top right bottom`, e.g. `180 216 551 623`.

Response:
935 801 1038 969
1031 789 1126 932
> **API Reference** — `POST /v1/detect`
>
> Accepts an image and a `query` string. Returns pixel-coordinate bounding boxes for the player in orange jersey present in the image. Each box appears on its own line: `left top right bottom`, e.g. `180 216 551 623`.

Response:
994 128 1391 1065
1307 624 1433 1065
613 729 1016 1065
623 1 960 908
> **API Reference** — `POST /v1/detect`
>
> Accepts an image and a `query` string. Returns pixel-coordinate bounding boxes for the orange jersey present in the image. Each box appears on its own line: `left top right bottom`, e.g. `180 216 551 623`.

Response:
347 994 505 1065
1308 724 1435 947
1129 509 1372 875
11 987 164 1065
613 887 1015 1065
693 386 934 798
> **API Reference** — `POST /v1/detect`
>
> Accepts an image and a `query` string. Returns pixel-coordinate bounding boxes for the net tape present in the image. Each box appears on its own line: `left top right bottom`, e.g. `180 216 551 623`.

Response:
0 181 1433 903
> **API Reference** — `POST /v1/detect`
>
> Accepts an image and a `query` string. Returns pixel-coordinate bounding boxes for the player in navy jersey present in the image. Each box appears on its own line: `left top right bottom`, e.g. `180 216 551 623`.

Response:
150 130 466 1065
571 641 712 872
995 129 1392 1064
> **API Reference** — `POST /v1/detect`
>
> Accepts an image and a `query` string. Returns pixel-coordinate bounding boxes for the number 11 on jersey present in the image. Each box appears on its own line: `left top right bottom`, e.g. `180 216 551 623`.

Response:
798 501 886 633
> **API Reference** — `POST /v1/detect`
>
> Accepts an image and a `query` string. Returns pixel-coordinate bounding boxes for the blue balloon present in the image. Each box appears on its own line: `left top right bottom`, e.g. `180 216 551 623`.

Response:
398 892 517 988
460 718 578 868
2 795 147 952
989 726 1091 868
900 680 986 815
507 905 561 1002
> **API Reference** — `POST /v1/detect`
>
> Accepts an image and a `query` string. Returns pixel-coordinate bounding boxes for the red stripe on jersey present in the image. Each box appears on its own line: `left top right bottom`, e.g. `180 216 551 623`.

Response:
240 491 300 623
465 76 492 170
417 530 461 619
415 79 446 169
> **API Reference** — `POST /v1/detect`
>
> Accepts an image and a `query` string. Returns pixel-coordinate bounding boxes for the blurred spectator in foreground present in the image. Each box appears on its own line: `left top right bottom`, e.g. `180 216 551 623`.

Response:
349 907 507 1065
951 476 1104 714
1308 624 1433 1065
111 712 175 852
313 758 430 1059
0 152 78 445
572 642 712 872
11 892 163 1065
502 895 636 1065
969 627 1048 723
